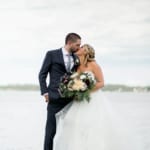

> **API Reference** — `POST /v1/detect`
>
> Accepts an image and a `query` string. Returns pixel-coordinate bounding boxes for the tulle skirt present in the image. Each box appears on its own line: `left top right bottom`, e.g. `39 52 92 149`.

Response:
53 91 143 150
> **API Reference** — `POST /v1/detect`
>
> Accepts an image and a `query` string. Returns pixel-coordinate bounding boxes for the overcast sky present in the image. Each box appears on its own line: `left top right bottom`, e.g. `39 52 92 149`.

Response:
0 0 150 86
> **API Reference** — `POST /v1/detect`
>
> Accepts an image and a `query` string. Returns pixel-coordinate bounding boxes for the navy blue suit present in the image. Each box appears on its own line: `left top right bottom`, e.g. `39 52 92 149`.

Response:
38 48 79 150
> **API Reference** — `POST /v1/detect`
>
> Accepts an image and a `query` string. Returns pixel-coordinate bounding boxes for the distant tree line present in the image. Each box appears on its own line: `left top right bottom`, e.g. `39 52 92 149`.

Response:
0 84 149 92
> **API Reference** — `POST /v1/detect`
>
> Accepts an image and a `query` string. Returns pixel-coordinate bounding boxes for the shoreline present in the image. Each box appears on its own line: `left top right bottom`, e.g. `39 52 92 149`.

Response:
0 84 149 92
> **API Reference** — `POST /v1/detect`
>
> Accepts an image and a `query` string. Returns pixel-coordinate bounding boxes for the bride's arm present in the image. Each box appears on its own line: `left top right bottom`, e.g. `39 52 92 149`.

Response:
91 61 104 91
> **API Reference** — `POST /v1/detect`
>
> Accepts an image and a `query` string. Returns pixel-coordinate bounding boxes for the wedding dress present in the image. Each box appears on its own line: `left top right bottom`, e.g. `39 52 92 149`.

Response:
53 91 143 150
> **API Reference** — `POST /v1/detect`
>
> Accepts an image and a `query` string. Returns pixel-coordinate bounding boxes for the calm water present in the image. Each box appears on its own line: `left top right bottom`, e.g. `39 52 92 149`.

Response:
0 91 150 150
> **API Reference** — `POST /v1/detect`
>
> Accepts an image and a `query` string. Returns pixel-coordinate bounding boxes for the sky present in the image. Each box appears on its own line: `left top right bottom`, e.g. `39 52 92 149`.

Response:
0 0 150 86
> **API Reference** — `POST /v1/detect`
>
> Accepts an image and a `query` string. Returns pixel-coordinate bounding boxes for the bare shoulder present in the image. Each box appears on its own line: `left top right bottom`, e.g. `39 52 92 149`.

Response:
89 61 101 69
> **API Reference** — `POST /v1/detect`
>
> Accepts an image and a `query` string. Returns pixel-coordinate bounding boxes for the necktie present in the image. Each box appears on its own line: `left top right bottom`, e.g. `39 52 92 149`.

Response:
66 54 72 72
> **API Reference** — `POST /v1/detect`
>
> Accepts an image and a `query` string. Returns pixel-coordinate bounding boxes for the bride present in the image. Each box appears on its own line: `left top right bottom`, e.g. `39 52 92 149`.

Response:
53 44 142 150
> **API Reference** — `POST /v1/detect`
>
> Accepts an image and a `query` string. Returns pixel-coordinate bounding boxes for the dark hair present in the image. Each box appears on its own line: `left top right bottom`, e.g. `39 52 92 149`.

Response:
65 33 81 44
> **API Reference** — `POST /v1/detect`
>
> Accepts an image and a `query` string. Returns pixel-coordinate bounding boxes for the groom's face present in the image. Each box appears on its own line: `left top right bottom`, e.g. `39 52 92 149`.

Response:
69 39 81 53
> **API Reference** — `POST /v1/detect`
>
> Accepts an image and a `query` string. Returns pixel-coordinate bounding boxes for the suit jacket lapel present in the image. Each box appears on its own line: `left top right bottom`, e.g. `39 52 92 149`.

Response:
58 48 67 71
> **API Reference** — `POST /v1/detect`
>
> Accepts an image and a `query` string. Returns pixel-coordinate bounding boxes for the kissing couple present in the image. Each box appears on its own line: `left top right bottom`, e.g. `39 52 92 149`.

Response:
39 32 104 150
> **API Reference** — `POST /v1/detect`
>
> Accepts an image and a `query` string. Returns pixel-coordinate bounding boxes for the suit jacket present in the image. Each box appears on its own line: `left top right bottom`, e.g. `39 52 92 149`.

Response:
38 48 80 101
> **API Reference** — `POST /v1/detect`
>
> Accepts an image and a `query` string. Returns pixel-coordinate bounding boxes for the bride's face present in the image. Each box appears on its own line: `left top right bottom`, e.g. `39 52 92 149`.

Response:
75 46 87 56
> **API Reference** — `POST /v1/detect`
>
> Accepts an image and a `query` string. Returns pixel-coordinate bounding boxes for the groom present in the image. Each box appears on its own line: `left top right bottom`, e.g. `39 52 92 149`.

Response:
38 33 81 150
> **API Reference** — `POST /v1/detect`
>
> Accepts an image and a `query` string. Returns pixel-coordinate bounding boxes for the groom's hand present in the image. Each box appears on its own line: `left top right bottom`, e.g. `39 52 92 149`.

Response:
43 93 49 103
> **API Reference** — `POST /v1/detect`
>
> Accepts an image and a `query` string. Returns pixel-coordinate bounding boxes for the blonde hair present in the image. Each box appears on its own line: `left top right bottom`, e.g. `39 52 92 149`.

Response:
82 44 95 66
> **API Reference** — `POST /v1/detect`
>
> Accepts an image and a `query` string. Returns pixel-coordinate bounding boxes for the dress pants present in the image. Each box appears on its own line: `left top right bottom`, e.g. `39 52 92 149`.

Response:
44 98 72 150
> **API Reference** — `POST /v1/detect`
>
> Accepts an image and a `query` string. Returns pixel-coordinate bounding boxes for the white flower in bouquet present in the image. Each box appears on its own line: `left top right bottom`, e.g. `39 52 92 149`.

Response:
85 71 95 82
80 74 87 80
70 72 79 79
67 80 74 91
72 79 87 91
80 83 87 91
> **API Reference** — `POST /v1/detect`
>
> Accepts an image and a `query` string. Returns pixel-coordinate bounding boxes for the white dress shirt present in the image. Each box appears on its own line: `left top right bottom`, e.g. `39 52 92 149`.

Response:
61 47 74 70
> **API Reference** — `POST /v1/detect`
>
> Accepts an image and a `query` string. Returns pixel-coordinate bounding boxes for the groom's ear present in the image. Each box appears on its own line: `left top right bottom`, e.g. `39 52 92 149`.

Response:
67 40 73 46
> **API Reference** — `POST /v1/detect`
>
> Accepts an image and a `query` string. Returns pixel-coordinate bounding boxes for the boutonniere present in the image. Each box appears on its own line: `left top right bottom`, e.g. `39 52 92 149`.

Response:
74 56 80 66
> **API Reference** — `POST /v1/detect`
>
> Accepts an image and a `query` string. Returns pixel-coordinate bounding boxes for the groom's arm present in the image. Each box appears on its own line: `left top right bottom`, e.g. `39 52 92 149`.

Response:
38 51 52 95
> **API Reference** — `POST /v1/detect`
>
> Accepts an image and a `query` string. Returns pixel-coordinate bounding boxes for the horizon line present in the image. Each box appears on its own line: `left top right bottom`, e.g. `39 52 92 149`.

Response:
0 83 149 87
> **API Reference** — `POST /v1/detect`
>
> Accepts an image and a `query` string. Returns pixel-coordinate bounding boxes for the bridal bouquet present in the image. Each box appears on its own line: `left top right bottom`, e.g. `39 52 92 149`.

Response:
58 71 96 102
